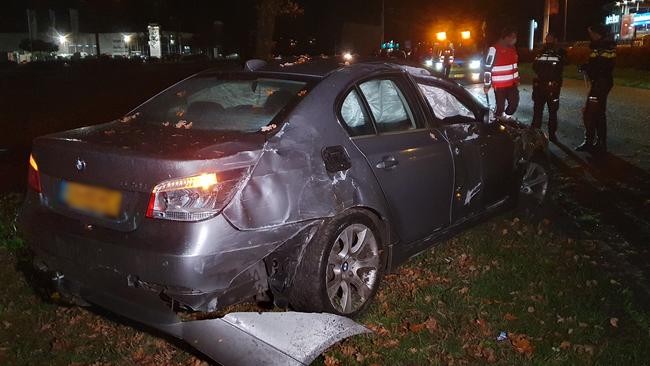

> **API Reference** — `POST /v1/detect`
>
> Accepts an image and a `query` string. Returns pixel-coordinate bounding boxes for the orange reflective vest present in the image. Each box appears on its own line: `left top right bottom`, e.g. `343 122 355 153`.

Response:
484 44 519 89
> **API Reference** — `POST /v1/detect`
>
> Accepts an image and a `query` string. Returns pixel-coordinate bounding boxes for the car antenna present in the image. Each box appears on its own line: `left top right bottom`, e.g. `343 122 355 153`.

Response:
244 59 267 72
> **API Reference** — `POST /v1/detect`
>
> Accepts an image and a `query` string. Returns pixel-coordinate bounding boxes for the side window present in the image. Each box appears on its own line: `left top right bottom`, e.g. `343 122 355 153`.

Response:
418 84 476 125
359 79 416 133
340 89 374 136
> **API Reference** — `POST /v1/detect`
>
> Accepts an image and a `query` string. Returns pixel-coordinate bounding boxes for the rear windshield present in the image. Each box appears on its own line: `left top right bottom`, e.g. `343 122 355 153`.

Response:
134 74 308 132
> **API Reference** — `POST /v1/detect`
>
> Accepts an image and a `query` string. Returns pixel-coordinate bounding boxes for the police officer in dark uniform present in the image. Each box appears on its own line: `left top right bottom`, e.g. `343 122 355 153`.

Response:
575 24 616 153
532 32 566 142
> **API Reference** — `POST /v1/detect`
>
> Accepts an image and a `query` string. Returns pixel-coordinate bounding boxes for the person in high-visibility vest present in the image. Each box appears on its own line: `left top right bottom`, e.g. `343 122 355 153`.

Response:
484 28 520 121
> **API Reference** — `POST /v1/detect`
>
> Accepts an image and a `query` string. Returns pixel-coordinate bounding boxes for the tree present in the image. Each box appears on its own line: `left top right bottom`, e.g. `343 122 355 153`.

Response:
19 39 59 53
255 0 303 59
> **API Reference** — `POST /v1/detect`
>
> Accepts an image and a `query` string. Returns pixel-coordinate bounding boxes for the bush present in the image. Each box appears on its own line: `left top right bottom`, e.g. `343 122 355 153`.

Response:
522 44 650 70
565 44 650 70
0 193 25 252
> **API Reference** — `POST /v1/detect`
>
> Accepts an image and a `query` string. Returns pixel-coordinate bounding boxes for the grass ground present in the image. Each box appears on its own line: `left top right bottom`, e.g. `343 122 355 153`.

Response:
1 191 649 366
518 63 650 90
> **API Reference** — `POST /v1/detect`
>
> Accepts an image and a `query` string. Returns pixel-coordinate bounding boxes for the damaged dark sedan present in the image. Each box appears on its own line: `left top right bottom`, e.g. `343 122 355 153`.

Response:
19 59 548 365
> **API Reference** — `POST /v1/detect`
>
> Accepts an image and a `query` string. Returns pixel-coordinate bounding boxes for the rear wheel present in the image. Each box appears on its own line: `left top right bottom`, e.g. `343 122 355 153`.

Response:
289 210 385 317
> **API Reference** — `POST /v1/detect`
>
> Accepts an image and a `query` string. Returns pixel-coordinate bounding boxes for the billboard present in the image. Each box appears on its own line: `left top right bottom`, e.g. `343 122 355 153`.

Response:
620 14 635 39
148 24 161 58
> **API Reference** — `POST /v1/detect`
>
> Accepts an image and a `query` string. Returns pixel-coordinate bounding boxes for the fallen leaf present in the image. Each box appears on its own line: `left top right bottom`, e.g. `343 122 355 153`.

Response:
504 313 518 321
509 333 534 356
610 318 619 327
409 322 426 333
340 344 357 356
324 354 340 366
50 338 70 351
482 347 497 363
186 358 209 366
559 341 571 350
366 323 390 336
527 306 535 313
383 339 400 348
458 287 470 295
355 353 365 363
424 317 438 333
131 347 146 362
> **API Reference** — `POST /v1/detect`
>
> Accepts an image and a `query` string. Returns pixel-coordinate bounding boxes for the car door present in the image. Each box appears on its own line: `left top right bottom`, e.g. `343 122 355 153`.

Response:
414 77 486 223
339 74 454 249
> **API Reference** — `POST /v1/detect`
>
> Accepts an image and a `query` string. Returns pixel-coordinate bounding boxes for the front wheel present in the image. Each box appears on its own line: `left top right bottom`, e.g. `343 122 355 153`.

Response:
289 210 386 317
517 155 551 218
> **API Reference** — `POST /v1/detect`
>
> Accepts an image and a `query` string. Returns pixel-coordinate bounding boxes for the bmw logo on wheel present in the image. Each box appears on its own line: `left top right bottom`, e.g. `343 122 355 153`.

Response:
75 158 87 172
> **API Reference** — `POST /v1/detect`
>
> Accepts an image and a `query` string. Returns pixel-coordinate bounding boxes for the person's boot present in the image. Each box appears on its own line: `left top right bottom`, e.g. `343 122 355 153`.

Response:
575 140 593 152
592 139 607 154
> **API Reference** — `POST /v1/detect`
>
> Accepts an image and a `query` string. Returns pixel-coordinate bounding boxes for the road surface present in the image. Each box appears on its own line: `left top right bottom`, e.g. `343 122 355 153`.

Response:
468 79 650 170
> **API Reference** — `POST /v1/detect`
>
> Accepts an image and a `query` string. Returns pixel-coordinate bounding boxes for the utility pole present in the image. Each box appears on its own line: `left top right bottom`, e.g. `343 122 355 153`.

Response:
380 0 385 46
563 0 568 42
543 0 550 42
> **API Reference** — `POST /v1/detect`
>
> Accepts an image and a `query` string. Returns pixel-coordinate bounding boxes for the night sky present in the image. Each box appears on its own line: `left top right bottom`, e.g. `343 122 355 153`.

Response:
2 0 612 53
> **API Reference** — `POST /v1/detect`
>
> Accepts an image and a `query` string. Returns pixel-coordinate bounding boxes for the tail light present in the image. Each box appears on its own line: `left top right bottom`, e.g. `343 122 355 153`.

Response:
28 154 41 193
146 170 246 222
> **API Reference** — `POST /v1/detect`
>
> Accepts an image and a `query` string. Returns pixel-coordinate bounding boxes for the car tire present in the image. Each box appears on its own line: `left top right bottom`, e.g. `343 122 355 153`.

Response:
288 209 386 317
517 152 551 220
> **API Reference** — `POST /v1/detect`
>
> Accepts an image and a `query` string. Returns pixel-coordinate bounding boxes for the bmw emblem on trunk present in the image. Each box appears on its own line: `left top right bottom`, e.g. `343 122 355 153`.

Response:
75 158 87 172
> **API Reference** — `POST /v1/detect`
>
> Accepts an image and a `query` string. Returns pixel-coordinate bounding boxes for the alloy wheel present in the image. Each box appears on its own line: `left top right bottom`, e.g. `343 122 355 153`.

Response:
520 161 549 204
326 223 380 314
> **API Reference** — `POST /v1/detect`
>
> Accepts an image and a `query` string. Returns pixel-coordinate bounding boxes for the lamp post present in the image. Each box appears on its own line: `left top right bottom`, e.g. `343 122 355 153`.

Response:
530 19 538 50
123 34 132 58
563 0 568 42
543 0 550 43
58 34 68 55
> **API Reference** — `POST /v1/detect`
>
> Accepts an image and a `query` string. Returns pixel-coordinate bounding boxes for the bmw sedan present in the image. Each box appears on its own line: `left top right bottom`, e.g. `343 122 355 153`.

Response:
19 59 548 360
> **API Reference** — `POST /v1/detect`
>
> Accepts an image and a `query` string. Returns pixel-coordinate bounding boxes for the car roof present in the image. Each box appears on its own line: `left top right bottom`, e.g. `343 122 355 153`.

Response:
198 58 466 91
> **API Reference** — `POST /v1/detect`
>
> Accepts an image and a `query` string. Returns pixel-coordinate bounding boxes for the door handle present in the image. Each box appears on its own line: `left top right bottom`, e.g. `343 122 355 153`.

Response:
376 156 398 170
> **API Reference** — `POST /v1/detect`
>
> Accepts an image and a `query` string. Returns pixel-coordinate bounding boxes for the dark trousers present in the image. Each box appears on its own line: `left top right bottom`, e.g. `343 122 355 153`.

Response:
494 86 519 117
532 80 561 135
583 79 613 145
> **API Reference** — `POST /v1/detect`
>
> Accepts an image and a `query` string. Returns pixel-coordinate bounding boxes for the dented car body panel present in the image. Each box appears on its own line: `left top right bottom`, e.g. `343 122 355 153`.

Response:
19 60 547 365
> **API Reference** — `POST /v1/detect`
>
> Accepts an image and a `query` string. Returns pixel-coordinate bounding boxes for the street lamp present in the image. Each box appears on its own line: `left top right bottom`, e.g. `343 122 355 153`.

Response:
436 32 447 42
123 34 132 57
57 34 68 55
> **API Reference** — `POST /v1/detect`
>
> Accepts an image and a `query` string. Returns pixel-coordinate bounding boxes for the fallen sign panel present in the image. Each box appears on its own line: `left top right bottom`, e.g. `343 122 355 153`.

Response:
182 312 371 366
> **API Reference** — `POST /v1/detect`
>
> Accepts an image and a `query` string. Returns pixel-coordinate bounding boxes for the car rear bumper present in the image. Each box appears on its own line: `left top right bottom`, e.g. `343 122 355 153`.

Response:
19 191 322 316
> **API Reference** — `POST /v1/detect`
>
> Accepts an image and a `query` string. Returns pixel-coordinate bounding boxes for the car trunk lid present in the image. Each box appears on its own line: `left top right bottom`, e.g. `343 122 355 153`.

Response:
32 121 264 231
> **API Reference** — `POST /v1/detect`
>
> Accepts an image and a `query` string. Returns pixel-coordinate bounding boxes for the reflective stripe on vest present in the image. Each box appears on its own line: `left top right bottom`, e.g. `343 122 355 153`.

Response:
492 74 515 82
492 63 518 72
536 56 560 62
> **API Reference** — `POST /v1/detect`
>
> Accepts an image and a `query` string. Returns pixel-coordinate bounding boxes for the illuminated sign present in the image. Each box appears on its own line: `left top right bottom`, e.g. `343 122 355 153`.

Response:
605 14 620 25
633 12 650 26
148 24 161 58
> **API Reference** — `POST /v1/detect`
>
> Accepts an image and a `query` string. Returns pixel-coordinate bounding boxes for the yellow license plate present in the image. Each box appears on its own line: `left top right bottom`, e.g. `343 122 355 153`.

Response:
62 181 122 218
